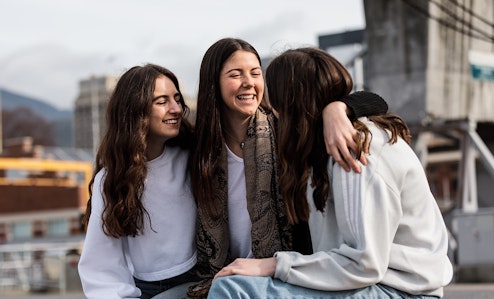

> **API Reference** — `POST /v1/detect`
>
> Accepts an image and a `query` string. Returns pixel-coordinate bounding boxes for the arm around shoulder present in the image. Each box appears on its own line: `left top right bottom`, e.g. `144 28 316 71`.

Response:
341 91 388 119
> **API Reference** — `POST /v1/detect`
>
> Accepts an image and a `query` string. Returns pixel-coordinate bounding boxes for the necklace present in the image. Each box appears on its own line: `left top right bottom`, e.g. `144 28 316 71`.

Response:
223 129 245 149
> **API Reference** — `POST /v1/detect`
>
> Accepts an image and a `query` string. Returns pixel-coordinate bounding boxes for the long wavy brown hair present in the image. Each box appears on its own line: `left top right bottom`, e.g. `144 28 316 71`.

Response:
190 38 270 219
266 48 410 224
82 64 194 237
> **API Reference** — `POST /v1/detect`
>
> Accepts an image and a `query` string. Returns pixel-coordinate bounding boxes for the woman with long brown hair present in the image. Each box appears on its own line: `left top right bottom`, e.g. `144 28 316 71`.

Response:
187 38 389 297
78 64 198 299
208 48 453 298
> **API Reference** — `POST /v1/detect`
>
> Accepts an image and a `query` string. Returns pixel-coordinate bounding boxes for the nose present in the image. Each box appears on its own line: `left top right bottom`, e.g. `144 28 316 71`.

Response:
242 75 254 88
170 100 183 114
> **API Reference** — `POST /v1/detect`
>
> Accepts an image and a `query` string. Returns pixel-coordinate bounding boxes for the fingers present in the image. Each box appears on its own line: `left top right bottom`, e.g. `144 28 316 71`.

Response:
348 159 362 173
327 135 362 173
213 267 234 281
338 146 361 173
330 147 351 172
358 154 368 166
213 258 276 282
213 259 245 281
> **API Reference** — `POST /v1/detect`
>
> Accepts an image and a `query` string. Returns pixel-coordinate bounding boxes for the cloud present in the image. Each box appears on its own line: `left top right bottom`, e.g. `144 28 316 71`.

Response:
238 12 315 56
148 43 203 96
0 43 117 110
0 0 365 110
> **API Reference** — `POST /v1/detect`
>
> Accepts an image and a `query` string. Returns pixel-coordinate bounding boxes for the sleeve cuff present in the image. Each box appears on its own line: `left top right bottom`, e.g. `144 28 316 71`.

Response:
340 91 388 119
274 252 291 282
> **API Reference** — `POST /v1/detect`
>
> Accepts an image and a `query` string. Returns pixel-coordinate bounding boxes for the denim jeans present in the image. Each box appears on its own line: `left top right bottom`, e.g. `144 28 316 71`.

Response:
134 270 199 299
207 275 440 299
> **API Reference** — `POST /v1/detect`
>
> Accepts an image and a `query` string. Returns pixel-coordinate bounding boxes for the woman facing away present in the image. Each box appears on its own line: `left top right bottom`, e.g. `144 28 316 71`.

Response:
184 38 389 298
78 64 200 299
208 47 454 298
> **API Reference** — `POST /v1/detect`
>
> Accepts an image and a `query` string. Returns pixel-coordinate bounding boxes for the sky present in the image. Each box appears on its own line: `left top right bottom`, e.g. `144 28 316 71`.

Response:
0 0 365 111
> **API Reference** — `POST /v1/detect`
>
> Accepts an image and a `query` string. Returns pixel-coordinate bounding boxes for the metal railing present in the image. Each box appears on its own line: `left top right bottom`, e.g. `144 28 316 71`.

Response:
0 240 83 295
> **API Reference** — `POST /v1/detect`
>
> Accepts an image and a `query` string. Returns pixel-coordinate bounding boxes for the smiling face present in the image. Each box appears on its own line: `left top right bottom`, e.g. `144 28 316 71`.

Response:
147 75 183 148
219 50 264 121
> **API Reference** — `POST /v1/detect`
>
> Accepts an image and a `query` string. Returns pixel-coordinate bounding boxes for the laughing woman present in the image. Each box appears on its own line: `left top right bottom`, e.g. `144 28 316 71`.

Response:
208 48 453 299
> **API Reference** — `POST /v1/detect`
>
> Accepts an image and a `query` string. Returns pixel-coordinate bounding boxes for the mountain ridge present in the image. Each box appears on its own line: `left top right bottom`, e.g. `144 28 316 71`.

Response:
0 88 72 121
1 88 74 147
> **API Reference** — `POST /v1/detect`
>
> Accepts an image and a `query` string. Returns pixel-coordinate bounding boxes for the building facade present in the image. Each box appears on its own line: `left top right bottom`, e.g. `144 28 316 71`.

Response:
362 0 494 280
0 137 92 243
73 75 118 152
363 0 494 124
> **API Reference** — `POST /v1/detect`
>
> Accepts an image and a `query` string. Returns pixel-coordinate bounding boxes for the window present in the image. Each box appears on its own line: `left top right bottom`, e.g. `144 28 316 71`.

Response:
12 221 32 240
47 219 69 237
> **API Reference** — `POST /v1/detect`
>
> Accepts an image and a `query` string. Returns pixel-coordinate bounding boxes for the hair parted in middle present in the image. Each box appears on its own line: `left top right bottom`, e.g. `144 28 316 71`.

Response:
83 63 194 238
191 38 269 219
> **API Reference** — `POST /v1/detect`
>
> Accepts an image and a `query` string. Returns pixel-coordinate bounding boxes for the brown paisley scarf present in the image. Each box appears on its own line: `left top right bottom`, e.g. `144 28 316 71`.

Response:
186 108 296 298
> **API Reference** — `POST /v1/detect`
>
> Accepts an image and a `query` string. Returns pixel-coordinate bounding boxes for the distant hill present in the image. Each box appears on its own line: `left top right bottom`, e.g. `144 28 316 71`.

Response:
0 88 72 121
0 88 74 147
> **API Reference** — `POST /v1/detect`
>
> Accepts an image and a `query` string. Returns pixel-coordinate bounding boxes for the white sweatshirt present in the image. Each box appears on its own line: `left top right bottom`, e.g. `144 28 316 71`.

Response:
78 146 197 299
275 118 453 297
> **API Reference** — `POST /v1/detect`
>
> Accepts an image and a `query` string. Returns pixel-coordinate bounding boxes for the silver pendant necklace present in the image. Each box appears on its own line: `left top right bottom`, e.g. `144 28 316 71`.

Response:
224 129 245 149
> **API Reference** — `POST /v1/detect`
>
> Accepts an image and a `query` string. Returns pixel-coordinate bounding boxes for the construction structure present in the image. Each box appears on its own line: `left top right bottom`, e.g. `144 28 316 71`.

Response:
319 0 494 281
362 0 494 280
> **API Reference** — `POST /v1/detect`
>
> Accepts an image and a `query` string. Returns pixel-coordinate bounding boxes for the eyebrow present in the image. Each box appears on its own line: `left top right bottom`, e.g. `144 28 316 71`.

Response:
224 66 262 74
152 92 181 101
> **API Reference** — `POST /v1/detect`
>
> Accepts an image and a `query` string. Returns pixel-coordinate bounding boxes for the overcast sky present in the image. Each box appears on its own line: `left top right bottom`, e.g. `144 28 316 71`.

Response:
0 0 365 110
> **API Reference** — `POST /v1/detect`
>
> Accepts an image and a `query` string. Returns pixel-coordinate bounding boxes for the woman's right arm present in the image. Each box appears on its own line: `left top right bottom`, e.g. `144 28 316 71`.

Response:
78 171 140 299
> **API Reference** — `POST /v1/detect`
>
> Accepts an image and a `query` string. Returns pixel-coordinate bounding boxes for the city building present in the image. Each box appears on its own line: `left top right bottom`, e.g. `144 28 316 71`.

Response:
0 137 92 292
0 137 92 243
73 75 118 153
321 0 494 281
362 0 494 210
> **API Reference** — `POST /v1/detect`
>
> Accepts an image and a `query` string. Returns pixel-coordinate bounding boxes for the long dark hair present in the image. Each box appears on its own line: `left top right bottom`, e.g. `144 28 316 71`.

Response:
83 64 193 237
191 37 268 219
266 48 410 224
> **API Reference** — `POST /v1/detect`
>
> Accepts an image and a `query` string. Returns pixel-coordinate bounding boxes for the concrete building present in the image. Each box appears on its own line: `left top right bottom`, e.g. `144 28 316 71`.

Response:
362 0 494 281
318 0 494 282
73 75 118 153
363 0 494 124
362 0 494 201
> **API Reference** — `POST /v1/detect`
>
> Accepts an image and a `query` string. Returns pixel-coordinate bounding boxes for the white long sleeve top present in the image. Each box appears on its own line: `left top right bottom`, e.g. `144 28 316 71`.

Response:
78 146 197 299
274 118 453 297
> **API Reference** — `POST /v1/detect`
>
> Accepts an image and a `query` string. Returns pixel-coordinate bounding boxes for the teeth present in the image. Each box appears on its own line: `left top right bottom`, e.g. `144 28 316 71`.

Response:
164 119 178 124
237 95 254 100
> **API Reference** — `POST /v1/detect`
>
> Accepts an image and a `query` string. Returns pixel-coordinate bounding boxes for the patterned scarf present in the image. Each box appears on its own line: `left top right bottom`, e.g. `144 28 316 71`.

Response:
187 108 294 298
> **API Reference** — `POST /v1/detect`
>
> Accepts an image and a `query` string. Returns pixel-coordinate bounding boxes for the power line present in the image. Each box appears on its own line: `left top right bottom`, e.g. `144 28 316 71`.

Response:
446 0 494 28
429 0 493 40
401 0 494 43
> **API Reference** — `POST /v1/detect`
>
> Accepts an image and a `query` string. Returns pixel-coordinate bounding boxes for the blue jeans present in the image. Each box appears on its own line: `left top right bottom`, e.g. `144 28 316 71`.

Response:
207 275 440 299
